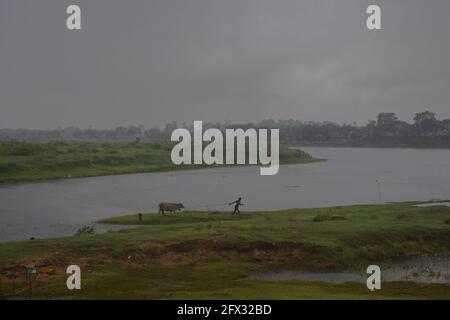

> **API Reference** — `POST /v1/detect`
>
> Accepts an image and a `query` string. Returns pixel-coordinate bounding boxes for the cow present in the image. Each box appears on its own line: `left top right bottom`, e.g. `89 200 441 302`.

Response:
158 202 185 215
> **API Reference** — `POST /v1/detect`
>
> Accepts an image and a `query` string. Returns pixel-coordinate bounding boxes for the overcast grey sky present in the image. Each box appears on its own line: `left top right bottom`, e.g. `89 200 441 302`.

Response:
1 0 449 129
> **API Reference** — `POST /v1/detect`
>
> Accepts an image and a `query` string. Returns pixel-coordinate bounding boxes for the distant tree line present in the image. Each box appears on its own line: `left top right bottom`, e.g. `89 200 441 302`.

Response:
265 111 450 147
1 111 449 147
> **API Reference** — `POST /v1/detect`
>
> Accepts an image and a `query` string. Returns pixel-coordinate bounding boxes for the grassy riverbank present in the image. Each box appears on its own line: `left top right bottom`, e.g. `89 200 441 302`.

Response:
1 202 450 299
0 141 319 183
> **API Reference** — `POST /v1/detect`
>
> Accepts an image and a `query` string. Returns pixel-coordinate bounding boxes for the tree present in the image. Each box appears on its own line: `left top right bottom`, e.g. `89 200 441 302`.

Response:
413 111 437 137
376 113 399 137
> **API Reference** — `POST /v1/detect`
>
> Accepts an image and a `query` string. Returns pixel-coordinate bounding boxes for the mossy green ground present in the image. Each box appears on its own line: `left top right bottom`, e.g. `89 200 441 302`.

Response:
0 141 318 183
1 202 450 299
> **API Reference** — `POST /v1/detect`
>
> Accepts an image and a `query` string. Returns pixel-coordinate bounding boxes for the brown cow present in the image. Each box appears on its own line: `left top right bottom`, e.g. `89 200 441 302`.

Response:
158 202 185 215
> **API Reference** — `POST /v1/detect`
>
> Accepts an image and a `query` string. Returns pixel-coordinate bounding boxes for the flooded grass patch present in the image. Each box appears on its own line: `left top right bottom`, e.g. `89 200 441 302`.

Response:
249 257 450 284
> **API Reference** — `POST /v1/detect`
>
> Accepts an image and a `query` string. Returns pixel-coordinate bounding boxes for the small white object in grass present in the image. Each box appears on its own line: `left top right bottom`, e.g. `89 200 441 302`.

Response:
414 202 450 207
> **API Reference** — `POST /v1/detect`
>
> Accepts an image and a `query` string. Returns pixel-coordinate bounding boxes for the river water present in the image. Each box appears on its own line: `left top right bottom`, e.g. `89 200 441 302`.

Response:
1 147 450 242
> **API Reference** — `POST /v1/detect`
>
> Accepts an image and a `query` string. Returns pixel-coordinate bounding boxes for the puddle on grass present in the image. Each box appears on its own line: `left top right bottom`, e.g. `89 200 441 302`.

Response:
414 202 450 208
250 257 450 284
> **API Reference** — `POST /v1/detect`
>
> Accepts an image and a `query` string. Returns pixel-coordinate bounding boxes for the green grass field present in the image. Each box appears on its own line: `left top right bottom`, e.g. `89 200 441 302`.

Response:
0 141 318 183
1 202 449 299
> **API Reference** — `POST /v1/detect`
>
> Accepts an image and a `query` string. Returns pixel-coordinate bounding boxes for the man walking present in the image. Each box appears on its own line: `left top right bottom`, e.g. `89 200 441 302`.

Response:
229 197 243 217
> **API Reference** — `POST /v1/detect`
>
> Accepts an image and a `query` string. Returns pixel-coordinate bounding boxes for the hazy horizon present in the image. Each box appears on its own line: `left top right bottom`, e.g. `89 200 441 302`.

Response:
0 110 449 131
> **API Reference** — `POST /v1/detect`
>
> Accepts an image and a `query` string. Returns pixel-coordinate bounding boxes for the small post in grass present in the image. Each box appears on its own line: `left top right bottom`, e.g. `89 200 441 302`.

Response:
376 180 382 202
25 267 37 300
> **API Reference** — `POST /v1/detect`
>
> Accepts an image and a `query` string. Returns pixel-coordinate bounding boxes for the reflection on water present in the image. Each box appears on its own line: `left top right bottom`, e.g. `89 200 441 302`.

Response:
250 258 450 284
1 147 450 242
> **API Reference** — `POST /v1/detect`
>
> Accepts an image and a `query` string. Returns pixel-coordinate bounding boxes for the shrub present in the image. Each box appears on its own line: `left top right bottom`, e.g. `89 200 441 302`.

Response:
1 142 34 156
396 213 407 220
75 225 96 236
0 161 24 173
312 214 328 222
312 214 347 222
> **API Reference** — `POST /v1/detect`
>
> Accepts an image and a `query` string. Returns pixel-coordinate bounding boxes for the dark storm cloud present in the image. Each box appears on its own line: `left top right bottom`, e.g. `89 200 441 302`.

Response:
1 0 450 128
